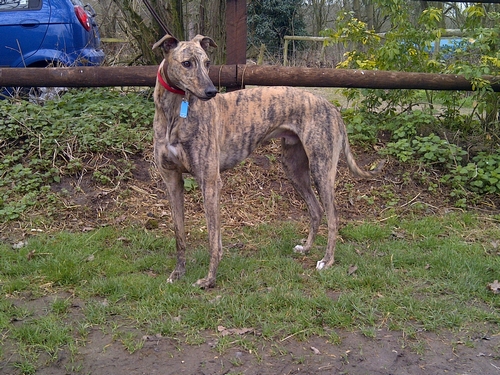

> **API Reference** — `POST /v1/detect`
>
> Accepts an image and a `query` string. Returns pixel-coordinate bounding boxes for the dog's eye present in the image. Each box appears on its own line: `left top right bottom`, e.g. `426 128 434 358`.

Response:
182 61 191 68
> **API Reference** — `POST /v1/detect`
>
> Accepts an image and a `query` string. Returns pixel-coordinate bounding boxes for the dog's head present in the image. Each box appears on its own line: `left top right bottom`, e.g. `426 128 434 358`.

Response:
153 35 218 100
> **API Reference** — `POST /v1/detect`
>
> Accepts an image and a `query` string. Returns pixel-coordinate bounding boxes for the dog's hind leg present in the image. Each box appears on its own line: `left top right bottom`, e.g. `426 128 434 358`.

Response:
281 139 324 254
163 170 188 283
310 153 340 270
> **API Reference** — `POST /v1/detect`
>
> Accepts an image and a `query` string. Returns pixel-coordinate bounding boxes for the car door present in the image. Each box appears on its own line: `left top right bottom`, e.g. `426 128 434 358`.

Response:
0 0 51 67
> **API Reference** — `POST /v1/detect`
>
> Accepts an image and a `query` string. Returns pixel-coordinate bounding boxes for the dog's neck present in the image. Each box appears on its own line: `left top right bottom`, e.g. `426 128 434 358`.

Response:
158 61 185 96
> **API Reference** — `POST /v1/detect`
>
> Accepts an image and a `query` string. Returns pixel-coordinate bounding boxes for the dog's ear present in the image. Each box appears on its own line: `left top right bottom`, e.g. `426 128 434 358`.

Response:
153 35 179 55
192 35 218 51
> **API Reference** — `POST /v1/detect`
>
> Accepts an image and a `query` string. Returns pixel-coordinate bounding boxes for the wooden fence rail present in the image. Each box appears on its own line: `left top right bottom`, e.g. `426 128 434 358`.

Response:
0 65 499 92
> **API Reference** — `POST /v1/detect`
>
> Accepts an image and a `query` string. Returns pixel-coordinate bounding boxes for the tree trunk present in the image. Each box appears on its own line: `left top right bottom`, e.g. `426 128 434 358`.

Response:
366 1 374 30
111 0 184 65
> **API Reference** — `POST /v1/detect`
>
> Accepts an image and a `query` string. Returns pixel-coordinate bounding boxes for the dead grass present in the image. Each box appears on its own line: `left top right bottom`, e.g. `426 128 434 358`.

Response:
1 136 498 248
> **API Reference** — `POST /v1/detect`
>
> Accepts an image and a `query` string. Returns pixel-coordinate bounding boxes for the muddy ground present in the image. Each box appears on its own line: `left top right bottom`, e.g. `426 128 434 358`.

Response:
38 321 500 375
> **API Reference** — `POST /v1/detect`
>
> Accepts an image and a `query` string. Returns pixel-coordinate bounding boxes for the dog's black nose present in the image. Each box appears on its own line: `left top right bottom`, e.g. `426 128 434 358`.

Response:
205 87 218 98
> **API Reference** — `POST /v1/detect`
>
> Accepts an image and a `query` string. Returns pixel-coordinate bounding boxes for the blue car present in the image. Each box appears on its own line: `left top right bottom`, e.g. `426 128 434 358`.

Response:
0 0 105 68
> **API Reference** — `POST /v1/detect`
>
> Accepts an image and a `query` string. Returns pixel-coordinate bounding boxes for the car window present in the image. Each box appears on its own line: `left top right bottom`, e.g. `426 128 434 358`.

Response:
0 0 42 11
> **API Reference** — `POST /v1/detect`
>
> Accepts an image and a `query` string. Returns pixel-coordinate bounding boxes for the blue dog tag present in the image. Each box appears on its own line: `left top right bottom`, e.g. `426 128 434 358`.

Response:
180 99 189 118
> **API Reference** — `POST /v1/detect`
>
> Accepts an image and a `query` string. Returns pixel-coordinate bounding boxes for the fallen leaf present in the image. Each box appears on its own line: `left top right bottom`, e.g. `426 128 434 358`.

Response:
311 346 321 355
217 325 226 332
487 280 500 294
348 264 358 275
145 270 157 278
217 325 253 337
86 254 95 262
232 328 253 335
391 229 406 239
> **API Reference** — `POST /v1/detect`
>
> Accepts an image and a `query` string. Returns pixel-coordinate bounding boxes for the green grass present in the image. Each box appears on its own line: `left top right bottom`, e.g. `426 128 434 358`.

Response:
1 212 500 372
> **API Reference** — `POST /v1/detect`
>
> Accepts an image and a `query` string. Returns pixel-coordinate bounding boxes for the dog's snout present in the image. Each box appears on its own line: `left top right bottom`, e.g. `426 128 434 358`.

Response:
205 87 218 98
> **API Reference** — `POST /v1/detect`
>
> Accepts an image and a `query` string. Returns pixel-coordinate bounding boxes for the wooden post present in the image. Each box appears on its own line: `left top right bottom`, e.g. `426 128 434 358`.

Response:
257 44 266 65
283 39 289 66
225 0 247 90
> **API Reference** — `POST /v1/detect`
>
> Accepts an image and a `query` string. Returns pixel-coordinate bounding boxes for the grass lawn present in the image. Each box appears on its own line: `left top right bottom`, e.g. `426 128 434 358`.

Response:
1 211 499 372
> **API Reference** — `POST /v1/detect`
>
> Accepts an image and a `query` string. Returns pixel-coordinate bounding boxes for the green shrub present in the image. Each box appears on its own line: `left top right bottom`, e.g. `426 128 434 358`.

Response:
444 152 500 195
0 89 154 222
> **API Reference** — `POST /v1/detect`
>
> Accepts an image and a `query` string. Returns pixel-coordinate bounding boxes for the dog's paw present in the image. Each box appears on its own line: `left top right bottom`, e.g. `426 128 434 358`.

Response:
316 260 326 270
193 277 216 289
167 268 185 283
316 258 335 270
293 245 305 254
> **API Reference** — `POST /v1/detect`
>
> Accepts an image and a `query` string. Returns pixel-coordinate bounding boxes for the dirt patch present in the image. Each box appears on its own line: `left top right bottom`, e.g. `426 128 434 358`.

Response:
5 293 500 375
98 330 498 375
11 295 500 375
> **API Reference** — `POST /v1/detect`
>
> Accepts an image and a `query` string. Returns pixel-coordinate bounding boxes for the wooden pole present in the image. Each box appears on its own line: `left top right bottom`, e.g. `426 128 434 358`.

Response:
234 65 500 92
225 0 247 90
0 65 498 92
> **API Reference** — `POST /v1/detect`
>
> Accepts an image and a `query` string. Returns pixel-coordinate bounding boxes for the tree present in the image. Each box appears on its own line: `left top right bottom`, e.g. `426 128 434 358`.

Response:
305 0 338 36
111 0 184 65
248 0 307 54
197 0 226 64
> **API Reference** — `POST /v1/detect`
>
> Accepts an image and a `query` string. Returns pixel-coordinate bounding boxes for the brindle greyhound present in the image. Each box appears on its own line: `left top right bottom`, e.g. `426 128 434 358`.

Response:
152 34 384 288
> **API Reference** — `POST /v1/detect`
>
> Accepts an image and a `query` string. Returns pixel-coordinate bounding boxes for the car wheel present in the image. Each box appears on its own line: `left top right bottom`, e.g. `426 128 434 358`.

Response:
28 86 68 104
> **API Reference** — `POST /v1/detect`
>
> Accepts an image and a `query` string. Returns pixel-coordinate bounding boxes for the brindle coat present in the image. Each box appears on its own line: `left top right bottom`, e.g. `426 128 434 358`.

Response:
153 34 384 288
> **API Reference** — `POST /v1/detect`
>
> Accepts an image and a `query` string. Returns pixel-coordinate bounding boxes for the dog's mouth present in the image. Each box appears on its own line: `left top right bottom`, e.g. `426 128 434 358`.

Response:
188 90 218 101
199 96 216 101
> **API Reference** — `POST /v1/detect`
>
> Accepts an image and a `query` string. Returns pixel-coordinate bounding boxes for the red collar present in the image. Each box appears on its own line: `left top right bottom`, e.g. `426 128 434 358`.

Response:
157 66 185 96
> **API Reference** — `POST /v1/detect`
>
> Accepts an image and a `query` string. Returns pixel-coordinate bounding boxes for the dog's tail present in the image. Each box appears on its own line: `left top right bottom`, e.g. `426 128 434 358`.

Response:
342 127 385 179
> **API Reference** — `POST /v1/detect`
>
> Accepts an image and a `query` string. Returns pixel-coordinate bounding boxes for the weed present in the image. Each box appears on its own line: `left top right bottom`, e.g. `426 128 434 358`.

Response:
13 360 37 375
50 298 72 315
184 177 198 192
119 331 145 353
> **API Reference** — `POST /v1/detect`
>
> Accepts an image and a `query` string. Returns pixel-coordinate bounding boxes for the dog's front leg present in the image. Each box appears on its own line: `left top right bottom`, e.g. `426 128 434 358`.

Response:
164 169 187 283
193 174 223 289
